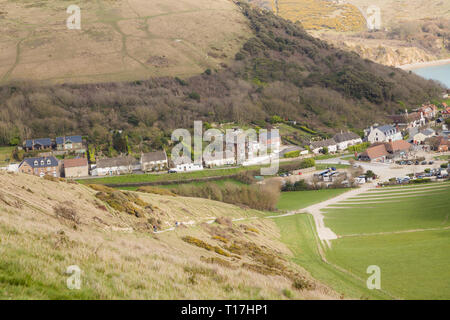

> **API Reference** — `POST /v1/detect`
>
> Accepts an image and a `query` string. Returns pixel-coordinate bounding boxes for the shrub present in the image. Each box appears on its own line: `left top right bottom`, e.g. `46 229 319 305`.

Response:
215 217 233 227
53 203 79 224
284 150 300 158
212 235 229 243
188 92 201 102
413 178 431 184
235 172 256 184
201 257 235 269
282 289 293 299
43 175 59 182
137 186 177 197
88 184 116 193
240 224 259 234
282 179 309 192
182 236 231 257
347 142 370 153
292 277 314 290
173 181 280 211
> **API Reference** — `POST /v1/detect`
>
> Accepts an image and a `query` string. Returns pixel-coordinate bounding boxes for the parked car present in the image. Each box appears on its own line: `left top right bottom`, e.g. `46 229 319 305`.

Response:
421 161 427 165
429 161 434 165
407 161 413 165
415 161 419 165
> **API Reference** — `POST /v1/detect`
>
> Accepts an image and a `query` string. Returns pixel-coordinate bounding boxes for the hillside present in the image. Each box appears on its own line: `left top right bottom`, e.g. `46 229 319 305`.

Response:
0 3 443 151
0 171 340 299
249 0 450 66
0 0 250 83
347 0 450 24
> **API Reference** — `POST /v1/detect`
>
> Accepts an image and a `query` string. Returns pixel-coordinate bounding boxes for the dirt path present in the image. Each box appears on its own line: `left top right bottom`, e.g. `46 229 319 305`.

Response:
294 185 375 247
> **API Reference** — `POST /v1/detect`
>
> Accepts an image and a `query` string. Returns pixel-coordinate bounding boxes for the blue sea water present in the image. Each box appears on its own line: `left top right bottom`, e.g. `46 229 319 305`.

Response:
411 63 450 89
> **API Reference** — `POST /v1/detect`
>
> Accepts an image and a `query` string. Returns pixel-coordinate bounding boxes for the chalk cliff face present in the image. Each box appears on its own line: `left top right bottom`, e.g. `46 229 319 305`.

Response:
331 41 436 67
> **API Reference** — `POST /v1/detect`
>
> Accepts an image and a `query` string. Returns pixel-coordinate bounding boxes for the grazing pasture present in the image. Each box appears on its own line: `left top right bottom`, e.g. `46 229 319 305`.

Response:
322 182 450 299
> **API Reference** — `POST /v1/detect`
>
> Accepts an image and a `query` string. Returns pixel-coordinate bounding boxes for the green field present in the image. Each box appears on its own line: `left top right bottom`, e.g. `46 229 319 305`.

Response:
273 182 450 299
118 178 244 191
322 182 450 299
275 187 389 299
0 146 14 165
327 230 450 299
275 214 390 299
277 189 350 212
79 166 254 185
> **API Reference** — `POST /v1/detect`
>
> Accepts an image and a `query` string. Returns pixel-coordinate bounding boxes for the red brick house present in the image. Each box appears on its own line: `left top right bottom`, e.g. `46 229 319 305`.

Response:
18 156 60 177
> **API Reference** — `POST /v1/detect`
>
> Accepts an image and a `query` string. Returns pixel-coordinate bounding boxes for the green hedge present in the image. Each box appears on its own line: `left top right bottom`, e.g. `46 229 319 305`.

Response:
284 150 301 158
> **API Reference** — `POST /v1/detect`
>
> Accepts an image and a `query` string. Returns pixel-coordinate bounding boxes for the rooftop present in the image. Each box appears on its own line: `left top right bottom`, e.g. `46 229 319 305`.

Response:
141 151 167 163
64 158 88 169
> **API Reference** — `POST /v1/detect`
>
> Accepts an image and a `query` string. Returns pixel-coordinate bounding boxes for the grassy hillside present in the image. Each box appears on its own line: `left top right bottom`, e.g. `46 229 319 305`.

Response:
0 0 250 83
0 171 340 299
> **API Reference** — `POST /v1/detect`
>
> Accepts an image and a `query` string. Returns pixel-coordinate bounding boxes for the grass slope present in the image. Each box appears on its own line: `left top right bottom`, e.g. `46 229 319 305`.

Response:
0 0 250 83
0 171 337 299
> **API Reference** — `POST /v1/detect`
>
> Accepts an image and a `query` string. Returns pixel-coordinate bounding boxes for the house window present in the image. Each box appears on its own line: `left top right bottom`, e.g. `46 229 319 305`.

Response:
40 160 44 166
47 159 51 165
34 160 38 166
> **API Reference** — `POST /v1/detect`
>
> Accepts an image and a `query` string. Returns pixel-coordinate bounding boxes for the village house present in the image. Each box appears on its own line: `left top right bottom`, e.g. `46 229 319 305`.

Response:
332 132 362 151
426 136 450 152
91 156 141 176
390 111 425 130
18 156 60 177
63 158 89 178
366 125 402 144
23 138 52 151
412 128 435 145
384 140 413 158
358 144 389 162
140 151 168 172
417 104 438 120
310 139 337 154
358 140 412 162
442 106 450 119
203 143 237 168
56 136 84 151
265 131 281 151
172 163 203 172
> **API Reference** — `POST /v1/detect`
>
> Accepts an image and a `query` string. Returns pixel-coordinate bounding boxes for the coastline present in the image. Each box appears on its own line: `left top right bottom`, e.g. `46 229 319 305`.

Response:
398 58 450 71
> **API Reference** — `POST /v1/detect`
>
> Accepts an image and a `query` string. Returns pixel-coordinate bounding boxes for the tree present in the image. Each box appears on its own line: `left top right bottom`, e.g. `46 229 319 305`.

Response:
365 170 375 179
321 146 329 154
112 131 127 153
